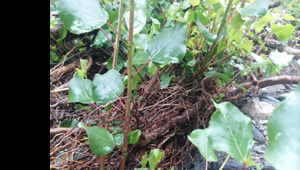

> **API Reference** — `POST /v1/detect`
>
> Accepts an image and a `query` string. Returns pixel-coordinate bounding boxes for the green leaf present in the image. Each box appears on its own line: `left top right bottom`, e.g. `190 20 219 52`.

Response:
60 118 79 128
79 122 115 155
271 24 295 41
125 0 147 35
197 11 210 25
240 37 254 54
217 40 226 53
132 51 150 65
196 16 217 43
188 129 218 162
50 51 59 61
160 73 175 89
106 56 125 71
128 129 141 145
206 0 219 5
231 13 244 30
148 22 187 65
188 0 200 6
142 152 147 168
254 12 273 33
283 14 296 21
56 0 108 34
58 26 67 41
208 101 253 164
134 169 147 170
204 71 231 84
222 65 234 79
149 149 163 170
238 0 270 17
75 104 92 112
68 72 94 104
235 84 248 93
265 83 300 170
93 30 112 48
113 133 124 147
297 59 300 72
92 70 124 105
269 50 294 68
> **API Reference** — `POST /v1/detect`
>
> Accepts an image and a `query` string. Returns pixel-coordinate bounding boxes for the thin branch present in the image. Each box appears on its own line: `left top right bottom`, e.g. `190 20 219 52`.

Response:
99 27 114 48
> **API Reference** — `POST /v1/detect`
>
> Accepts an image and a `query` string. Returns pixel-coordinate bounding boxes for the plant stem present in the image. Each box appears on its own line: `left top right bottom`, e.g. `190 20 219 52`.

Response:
219 154 230 170
132 58 152 78
112 0 124 70
106 22 128 46
119 0 134 169
99 27 114 47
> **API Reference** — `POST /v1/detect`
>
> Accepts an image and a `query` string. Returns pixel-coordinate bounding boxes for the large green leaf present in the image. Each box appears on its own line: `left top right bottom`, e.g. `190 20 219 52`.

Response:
92 70 124 105
269 50 294 69
265 83 300 170
125 0 147 35
68 70 124 105
56 0 108 34
208 101 253 164
195 16 217 43
271 24 295 42
149 149 163 170
68 72 94 104
79 122 115 155
188 129 218 162
148 22 187 65
238 0 270 17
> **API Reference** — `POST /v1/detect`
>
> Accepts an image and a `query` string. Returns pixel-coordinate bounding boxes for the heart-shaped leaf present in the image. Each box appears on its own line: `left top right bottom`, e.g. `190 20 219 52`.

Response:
265 83 300 170
188 129 218 162
148 22 187 65
208 101 253 164
56 0 108 34
79 122 115 155
93 70 124 105
68 72 94 104
68 70 124 105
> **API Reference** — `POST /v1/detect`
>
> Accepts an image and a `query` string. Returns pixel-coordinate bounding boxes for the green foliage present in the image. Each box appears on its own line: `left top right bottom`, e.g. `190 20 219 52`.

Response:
271 24 295 41
238 0 270 17
160 73 175 89
60 118 79 128
189 101 254 166
204 71 231 84
128 129 141 145
265 83 300 170
68 70 124 105
79 122 115 156
188 129 218 162
148 22 187 65
55 0 108 34
149 149 163 170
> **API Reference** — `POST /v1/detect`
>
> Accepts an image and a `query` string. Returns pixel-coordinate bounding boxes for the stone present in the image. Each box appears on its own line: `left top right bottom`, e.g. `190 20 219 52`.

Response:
262 165 276 170
257 149 265 154
252 125 266 144
277 93 291 101
241 99 275 121
253 145 266 151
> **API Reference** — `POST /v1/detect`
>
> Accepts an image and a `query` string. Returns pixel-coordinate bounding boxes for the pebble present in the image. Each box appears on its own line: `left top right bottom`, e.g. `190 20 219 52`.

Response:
257 149 265 154
252 125 266 144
